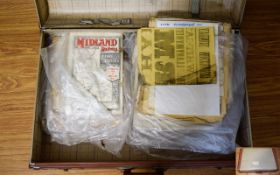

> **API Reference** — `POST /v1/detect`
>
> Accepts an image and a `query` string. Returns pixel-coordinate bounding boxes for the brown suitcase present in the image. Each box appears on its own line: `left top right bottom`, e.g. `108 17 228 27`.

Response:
30 0 252 173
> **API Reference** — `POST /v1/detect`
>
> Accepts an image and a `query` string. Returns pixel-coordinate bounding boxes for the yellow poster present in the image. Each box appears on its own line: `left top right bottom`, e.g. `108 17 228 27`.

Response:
138 27 216 85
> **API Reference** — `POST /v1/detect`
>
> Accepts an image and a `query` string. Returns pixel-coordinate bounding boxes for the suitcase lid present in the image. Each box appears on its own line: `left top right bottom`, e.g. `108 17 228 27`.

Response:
35 0 246 29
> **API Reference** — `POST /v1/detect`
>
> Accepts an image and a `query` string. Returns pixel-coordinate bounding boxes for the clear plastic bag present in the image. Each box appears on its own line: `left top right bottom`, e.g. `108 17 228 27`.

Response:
41 30 136 155
40 27 247 157
127 31 247 158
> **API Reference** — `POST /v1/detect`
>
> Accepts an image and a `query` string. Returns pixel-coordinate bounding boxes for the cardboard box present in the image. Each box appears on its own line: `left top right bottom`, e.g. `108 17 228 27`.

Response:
30 0 252 171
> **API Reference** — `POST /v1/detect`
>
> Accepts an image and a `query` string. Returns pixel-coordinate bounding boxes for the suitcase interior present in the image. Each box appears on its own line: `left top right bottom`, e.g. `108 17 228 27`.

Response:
30 0 252 169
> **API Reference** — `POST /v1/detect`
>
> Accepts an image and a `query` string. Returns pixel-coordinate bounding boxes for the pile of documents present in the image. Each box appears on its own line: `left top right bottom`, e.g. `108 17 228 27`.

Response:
42 18 238 155
136 18 232 123
43 31 131 154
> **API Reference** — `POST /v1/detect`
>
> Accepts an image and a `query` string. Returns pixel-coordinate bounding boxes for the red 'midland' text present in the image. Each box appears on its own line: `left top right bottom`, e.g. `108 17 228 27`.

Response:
76 37 118 49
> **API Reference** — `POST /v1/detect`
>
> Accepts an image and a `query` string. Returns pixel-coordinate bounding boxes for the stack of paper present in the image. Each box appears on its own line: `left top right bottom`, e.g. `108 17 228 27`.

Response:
137 19 231 123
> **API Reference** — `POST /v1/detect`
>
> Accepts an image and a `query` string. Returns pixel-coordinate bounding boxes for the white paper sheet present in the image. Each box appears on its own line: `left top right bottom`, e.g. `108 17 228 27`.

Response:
154 84 220 116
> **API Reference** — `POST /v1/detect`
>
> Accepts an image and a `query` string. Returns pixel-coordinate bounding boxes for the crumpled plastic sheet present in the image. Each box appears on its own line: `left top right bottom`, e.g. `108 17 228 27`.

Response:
41 31 136 155
127 33 248 159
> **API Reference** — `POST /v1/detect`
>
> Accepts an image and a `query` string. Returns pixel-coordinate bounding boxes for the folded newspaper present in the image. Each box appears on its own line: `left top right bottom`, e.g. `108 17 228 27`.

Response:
67 32 123 114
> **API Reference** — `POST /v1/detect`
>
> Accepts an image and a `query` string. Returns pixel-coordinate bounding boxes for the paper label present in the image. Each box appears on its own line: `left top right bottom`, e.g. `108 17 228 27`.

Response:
106 65 120 81
155 20 221 35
